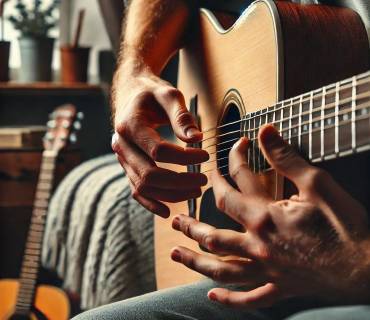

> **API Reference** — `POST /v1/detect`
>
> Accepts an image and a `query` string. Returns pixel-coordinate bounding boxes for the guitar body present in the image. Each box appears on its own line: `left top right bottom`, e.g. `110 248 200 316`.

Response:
155 0 369 289
0 280 69 320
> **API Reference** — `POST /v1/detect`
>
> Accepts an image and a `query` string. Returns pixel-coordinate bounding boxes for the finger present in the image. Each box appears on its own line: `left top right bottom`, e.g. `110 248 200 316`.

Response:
172 214 248 257
229 137 271 199
114 135 208 190
118 125 209 165
171 246 265 284
155 87 202 143
212 170 268 228
258 125 313 190
128 181 170 218
208 283 281 309
140 187 202 203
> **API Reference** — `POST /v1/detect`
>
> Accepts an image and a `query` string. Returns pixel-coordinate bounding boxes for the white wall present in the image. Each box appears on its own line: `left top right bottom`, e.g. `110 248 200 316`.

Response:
3 0 111 78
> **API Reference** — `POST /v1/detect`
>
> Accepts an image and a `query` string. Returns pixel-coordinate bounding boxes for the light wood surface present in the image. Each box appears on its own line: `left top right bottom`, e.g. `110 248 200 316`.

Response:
155 0 283 289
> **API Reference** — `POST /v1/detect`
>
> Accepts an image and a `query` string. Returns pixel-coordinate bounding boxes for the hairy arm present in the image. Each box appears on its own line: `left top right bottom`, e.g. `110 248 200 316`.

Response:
111 0 208 217
119 0 194 76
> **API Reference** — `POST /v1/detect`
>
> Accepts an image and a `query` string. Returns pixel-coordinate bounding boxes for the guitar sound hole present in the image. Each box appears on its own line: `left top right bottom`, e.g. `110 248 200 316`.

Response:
217 103 242 177
199 102 243 252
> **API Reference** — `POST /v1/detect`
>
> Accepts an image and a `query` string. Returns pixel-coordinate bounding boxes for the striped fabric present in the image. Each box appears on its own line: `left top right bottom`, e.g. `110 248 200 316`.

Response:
42 154 156 310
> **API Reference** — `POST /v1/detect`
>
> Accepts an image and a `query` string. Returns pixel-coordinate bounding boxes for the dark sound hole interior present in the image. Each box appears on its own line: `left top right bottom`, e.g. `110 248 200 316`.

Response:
198 103 243 240
217 103 242 177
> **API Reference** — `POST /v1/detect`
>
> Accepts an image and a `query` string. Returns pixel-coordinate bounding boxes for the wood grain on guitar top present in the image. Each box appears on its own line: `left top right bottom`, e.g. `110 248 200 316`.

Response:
155 0 369 289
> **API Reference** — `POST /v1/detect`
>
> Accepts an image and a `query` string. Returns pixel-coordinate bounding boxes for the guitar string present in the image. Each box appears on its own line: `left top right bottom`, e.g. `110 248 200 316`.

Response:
200 75 369 136
200 90 370 146
198 109 370 170
202 100 370 150
199 75 369 138
200 95 370 150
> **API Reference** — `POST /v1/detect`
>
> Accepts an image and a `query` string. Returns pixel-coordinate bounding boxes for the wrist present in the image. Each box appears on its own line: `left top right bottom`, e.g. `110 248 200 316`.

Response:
117 44 161 76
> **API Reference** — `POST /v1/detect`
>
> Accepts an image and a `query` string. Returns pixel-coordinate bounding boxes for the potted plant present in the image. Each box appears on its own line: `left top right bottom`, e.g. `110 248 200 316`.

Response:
8 0 60 82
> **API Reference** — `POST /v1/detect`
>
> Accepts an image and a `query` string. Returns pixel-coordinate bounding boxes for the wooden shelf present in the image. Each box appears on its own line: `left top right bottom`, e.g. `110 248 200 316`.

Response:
0 81 102 91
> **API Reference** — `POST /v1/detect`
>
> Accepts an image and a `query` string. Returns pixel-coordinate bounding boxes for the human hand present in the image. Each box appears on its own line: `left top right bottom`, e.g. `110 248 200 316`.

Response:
171 124 369 308
111 68 209 218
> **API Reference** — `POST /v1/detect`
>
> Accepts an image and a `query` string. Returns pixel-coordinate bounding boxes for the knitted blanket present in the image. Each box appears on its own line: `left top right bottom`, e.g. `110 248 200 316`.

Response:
42 154 156 309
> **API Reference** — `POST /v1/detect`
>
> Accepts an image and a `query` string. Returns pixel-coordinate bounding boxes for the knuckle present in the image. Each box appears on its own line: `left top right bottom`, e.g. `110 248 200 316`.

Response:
184 221 193 238
149 141 163 160
215 191 226 212
230 163 248 181
185 254 196 270
174 108 194 127
162 87 183 101
211 267 225 282
115 121 130 139
136 169 154 193
204 231 218 251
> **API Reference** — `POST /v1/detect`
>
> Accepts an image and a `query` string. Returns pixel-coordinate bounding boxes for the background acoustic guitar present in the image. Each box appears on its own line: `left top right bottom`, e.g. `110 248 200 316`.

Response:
0 105 83 320
155 0 370 289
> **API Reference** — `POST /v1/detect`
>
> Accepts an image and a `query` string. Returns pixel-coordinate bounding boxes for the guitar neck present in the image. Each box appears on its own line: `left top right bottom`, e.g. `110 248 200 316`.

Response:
15 151 57 315
243 71 370 172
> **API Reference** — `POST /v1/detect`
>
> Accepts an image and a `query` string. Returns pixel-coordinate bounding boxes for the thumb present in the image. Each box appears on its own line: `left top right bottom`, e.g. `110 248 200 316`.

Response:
258 124 312 188
156 87 202 143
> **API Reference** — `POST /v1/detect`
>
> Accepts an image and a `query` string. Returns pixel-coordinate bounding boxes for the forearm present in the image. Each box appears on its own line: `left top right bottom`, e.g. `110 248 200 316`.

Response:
118 0 194 75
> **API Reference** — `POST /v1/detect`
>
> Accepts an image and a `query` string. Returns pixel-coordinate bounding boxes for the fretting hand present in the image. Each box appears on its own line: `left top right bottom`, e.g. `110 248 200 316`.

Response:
171 124 370 308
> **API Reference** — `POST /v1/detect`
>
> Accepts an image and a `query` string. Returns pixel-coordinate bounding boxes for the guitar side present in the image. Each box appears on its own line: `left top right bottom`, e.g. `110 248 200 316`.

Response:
0 280 69 320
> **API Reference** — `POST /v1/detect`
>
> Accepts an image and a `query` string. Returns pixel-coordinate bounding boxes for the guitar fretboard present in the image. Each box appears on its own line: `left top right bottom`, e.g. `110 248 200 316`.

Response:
15 151 57 315
240 71 370 173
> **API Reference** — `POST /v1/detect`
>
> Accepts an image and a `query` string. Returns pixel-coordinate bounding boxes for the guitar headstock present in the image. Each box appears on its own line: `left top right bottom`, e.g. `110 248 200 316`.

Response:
43 104 83 153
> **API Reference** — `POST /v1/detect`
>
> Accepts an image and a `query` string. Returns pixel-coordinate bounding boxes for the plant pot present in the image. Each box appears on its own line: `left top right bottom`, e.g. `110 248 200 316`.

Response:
60 46 90 83
18 37 54 82
0 41 10 82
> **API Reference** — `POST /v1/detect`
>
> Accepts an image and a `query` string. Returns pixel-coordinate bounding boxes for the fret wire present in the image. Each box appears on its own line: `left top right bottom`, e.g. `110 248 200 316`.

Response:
200 74 369 136
320 86 326 160
253 115 257 173
257 113 262 172
351 76 357 150
200 91 370 148
202 100 370 161
335 82 340 154
264 109 269 170
201 112 370 170
298 95 303 150
289 99 293 144
247 115 251 167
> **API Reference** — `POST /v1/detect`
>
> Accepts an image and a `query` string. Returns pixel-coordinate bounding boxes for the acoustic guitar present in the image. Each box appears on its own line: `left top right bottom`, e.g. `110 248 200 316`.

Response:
155 0 370 289
0 105 82 320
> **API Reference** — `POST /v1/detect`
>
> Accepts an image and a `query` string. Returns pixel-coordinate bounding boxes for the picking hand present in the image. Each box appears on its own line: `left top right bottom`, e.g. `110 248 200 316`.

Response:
112 71 209 218
171 125 369 308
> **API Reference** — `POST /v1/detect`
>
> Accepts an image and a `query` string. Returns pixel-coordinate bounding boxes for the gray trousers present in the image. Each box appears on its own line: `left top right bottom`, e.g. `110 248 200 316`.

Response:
73 280 370 320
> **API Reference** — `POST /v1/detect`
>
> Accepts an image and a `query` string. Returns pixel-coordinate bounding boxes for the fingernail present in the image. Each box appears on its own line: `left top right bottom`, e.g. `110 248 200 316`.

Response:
171 249 181 262
186 127 200 138
172 216 181 230
208 291 217 301
111 132 119 151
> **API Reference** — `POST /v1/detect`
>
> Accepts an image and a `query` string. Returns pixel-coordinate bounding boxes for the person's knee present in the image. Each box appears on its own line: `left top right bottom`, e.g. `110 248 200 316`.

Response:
72 296 161 320
286 306 370 320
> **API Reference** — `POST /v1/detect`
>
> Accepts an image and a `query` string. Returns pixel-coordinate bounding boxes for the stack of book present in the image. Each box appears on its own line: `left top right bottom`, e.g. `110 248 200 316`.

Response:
0 126 46 149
